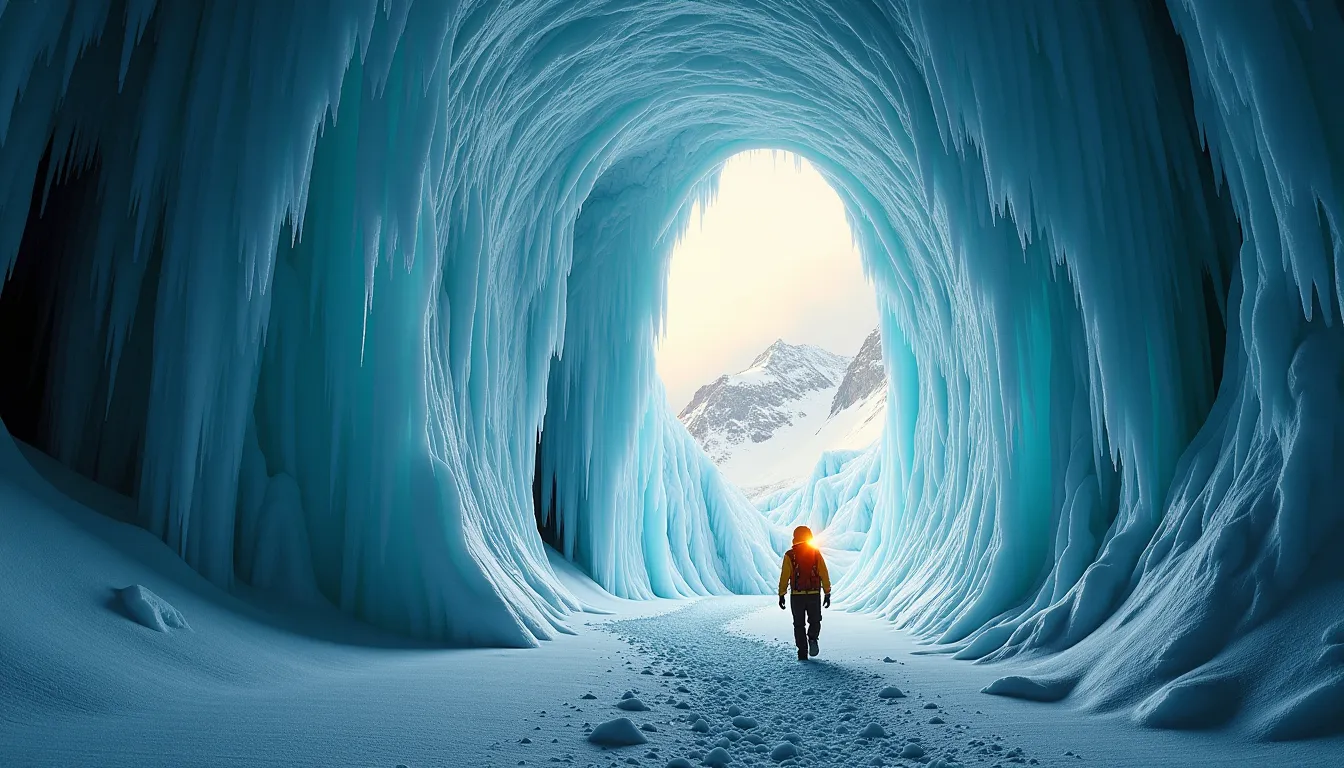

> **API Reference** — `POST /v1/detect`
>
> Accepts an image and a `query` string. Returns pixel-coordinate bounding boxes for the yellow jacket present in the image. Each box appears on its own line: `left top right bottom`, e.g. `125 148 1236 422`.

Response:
778 547 831 596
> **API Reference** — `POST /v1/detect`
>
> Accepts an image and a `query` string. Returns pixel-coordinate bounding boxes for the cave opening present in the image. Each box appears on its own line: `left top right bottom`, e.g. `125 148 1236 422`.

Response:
655 149 882 503
5 2 1344 755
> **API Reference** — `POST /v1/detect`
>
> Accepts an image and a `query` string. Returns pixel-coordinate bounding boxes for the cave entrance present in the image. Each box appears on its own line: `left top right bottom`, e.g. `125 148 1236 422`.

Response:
656 150 882 503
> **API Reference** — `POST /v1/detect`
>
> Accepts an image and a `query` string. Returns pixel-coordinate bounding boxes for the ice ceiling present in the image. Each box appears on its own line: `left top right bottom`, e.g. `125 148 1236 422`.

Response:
2 0 1343 738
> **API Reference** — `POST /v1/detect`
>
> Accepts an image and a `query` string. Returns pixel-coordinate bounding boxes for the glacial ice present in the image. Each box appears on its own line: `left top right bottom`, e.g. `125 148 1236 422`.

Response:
1 0 1343 739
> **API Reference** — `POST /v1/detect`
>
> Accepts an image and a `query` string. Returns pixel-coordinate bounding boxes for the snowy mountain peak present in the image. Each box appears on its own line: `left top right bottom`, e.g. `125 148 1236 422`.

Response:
679 331 886 498
830 328 884 416
749 339 792 367
677 340 848 450
738 340 850 388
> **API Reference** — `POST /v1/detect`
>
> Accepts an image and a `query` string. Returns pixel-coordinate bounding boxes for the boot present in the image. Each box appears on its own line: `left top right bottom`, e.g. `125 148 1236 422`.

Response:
809 639 820 657
797 649 808 661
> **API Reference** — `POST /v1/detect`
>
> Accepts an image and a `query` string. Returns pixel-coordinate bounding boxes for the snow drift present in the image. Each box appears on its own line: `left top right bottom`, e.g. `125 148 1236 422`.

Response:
2 0 1343 737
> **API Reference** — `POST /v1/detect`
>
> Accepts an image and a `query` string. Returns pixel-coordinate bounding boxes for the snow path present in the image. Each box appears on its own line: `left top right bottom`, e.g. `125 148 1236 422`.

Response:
557 599 1344 768
591 599 1011 768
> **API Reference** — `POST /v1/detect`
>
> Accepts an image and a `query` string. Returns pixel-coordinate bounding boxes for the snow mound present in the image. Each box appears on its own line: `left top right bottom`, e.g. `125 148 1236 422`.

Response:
857 723 887 738
769 742 797 761
587 718 648 747
1134 676 1241 729
701 746 731 766
117 585 189 633
616 697 649 711
981 676 1074 702
730 715 757 729
1260 674 1344 741
878 685 905 699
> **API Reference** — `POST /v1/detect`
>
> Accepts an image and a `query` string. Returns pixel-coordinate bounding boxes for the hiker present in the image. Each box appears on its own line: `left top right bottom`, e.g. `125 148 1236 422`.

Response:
777 525 831 661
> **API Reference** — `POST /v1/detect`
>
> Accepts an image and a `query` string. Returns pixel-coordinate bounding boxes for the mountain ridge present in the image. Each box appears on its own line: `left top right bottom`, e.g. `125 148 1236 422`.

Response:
677 331 886 497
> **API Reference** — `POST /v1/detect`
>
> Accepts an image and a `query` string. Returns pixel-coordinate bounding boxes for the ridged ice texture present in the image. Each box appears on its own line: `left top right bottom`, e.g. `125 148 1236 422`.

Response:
2 0 1343 733
758 447 883 554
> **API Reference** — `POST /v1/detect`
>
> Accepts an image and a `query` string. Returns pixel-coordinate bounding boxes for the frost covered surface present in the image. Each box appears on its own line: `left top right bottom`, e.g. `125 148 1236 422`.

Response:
2 0 1344 740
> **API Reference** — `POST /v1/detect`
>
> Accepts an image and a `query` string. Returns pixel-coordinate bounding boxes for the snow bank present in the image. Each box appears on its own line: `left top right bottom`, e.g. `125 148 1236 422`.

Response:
1 0 1343 739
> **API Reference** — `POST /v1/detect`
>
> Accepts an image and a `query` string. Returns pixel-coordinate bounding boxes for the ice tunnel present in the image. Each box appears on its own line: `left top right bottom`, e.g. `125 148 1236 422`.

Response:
2 0 1344 740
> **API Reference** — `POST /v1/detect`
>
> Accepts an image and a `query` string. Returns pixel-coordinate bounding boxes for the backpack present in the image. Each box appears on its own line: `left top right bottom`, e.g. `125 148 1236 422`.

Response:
789 545 822 592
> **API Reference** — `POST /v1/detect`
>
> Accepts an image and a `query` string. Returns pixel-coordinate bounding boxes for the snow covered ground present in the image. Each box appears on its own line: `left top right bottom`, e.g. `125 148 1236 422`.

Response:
4 436 1342 767
0 429 670 766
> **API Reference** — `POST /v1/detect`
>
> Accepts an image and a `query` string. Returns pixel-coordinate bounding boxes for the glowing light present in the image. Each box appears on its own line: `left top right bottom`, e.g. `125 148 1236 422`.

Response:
656 150 877 412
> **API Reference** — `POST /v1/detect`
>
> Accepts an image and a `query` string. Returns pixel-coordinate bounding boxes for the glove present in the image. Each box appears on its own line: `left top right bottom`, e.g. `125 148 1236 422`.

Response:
778 595 786 610
823 593 831 609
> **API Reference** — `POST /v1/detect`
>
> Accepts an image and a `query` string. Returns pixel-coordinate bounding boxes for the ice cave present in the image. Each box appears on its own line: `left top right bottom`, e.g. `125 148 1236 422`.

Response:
2 1 1343 766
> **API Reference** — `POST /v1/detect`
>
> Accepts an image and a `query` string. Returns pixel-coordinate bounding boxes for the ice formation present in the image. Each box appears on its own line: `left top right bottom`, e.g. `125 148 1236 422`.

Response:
2 0 1343 738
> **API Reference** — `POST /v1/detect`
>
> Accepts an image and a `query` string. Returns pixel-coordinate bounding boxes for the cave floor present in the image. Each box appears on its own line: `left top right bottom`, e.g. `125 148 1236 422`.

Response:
3 441 1344 767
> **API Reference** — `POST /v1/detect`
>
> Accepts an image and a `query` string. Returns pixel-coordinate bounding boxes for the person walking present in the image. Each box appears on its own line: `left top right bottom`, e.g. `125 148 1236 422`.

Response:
778 525 831 661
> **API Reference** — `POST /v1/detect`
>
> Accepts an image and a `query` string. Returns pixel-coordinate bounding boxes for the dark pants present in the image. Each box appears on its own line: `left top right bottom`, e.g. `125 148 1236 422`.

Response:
790 593 822 651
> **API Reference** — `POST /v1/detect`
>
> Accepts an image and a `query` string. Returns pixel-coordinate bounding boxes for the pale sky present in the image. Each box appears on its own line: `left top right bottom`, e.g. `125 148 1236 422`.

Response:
656 150 879 412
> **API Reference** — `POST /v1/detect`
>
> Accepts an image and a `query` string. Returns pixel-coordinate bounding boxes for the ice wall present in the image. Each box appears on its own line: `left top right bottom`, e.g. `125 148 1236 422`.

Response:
0 0 787 645
2 0 1343 735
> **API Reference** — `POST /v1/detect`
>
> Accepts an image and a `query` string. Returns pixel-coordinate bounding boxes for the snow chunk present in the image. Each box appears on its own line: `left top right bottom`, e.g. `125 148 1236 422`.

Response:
701 746 731 766
730 715 757 730
587 718 648 747
769 742 798 761
857 723 887 738
878 686 905 699
981 675 1073 702
117 585 189 632
616 697 649 711
899 743 925 759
